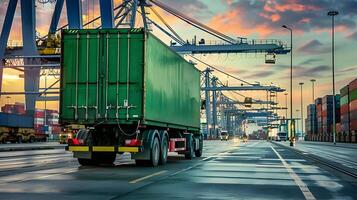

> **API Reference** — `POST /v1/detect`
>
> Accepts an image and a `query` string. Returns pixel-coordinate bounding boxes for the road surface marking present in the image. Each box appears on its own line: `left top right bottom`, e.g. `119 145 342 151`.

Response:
129 170 167 184
271 145 316 200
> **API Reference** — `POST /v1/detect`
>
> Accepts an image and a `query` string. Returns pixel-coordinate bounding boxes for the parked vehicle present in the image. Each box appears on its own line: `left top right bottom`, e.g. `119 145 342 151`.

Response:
0 113 36 143
61 29 202 167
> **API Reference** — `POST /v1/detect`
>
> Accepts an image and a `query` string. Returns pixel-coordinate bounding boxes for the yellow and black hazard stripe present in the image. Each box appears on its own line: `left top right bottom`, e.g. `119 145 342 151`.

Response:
67 146 140 153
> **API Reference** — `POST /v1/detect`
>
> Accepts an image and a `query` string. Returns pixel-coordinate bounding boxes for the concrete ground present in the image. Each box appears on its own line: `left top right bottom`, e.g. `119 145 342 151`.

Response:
0 140 356 200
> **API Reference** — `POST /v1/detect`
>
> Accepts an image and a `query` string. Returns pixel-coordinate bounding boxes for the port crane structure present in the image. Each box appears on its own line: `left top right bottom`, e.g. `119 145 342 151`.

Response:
0 0 289 136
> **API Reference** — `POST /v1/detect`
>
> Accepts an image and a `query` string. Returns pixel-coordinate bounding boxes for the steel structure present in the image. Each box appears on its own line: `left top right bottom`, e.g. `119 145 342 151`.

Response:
0 0 290 122
201 68 285 138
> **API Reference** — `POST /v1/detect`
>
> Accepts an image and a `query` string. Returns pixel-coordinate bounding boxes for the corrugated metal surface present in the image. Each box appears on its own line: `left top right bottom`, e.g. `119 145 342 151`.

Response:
349 78 357 91
144 34 200 129
349 89 357 102
340 85 349 97
0 113 33 128
60 29 200 130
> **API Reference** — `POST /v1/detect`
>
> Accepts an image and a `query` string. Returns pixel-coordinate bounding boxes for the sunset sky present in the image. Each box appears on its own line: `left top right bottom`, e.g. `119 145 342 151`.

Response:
1 0 357 122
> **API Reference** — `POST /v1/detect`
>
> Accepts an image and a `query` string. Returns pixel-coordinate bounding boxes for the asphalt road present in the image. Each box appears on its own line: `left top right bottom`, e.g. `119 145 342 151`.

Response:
0 140 356 200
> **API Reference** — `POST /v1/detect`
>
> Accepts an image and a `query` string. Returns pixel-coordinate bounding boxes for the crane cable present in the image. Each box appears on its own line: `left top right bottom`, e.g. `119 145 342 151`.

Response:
149 0 239 45
149 6 185 45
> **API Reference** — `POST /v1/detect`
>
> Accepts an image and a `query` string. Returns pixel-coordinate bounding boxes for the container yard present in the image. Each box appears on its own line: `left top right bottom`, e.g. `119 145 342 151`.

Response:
306 78 357 143
0 0 357 199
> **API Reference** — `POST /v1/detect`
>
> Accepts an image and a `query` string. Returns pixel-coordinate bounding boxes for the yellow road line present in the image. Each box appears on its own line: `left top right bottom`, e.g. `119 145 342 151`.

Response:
271 145 316 200
129 170 167 184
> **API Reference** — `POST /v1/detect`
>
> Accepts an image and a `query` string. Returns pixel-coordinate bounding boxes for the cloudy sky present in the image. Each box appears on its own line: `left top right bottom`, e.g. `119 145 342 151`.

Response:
1 0 357 122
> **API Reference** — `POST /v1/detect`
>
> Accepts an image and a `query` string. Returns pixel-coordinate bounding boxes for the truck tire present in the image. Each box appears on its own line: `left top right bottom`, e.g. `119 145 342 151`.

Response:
136 136 160 167
78 158 96 166
159 134 168 165
195 135 203 157
185 136 194 159
29 136 35 143
17 137 22 144
150 137 160 167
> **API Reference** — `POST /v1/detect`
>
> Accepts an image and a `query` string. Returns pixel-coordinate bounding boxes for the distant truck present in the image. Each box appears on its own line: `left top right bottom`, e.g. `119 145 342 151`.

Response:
0 113 39 143
59 124 85 144
276 132 287 142
61 29 202 167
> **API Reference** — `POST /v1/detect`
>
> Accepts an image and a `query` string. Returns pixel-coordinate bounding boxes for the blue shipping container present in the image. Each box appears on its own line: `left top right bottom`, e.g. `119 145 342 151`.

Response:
0 113 33 128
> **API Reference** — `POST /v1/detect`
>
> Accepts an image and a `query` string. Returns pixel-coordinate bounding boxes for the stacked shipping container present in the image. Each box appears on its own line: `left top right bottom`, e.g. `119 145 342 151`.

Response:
305 104 317 141
306 78 357 143
1 103 25 114
315 98 323 141
350 79 357 142
340 85 350 142
34 109 61 139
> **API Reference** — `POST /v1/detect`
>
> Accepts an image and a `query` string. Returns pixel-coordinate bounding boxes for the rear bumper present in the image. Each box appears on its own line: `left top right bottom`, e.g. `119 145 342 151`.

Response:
66 146 141 153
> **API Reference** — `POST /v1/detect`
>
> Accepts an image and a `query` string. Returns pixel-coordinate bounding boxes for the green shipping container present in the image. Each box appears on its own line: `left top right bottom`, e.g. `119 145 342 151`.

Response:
341 95 349 106
340 85 349 97
350 89 357 102
60 29 200 131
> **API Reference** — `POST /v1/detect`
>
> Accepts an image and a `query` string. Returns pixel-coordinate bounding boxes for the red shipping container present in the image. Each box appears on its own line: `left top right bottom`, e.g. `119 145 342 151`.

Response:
350 110 357 121
340 104 349 114
349 78 357 91
336 123 341 133
350 99 357 111
351 119 357 131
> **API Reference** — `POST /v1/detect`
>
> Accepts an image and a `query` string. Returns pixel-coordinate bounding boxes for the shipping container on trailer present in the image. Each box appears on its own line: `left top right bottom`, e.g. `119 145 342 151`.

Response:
61 28 202 166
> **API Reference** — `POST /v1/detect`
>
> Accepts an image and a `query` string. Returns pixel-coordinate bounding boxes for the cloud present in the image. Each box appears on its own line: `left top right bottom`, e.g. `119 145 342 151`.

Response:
299 58 323 65
295 65 330 78
209 0 357 37
243 70 275 79
297 40 329 54
347 32 357 40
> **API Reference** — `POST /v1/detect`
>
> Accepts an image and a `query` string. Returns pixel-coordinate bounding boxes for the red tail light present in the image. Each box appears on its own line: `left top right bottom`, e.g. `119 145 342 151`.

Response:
125 139 142 147
68 138 79 145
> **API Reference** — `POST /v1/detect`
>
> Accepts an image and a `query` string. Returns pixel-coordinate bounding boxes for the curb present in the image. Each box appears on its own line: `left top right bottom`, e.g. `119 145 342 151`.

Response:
0 145 65 152
272 141 357 178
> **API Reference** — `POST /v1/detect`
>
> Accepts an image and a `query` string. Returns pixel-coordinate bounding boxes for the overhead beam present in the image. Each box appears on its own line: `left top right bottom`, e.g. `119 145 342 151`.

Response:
66 0 83 29
99 0 114 28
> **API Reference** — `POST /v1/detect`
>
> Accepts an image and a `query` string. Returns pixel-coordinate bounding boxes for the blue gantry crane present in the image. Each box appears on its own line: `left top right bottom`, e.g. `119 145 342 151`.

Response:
0 0 289 123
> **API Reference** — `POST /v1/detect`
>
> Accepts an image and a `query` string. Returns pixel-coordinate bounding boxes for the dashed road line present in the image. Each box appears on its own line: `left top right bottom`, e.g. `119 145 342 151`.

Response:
271 145 316 200
129 170 167 184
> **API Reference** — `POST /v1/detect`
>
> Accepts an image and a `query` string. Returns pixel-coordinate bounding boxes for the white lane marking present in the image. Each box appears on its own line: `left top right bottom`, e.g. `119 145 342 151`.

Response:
271 145 316 200
129 170 167 184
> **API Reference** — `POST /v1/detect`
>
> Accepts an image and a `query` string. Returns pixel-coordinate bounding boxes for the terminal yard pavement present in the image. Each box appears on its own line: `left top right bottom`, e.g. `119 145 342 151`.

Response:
0 140 356 200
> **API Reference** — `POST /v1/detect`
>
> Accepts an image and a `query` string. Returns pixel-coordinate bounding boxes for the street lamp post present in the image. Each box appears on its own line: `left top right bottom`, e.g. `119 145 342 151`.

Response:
311 79 316 137
328 10 338 145
296 109 300 134
299 82 304 140
282 25 294 146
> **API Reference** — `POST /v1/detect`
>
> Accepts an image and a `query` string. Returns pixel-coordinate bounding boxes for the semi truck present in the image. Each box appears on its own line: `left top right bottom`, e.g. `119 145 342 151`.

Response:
61 28 202 167
0 113 36 143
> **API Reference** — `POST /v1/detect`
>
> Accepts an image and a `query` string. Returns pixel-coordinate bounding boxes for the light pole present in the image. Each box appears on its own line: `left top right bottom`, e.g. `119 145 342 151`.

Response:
311 79 316 137
299 82 304 140
296 109 300 135
328 10 338 145
282 25 294 146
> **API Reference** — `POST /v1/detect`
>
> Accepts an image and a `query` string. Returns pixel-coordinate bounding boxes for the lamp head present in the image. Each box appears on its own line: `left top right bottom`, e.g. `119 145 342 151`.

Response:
328 10 339 16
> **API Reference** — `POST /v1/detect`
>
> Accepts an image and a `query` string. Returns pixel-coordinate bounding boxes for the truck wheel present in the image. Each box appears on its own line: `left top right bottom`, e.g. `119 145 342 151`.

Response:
17 137 22 143
78 158 96 166
195 136 203 157
150 137 160 167
29 136 35 143
185 136 194 159
159 135 168 165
